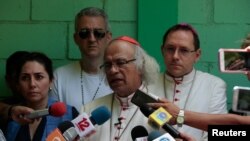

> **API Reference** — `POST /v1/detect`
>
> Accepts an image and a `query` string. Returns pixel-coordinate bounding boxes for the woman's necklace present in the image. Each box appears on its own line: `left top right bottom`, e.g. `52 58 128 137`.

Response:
80 69 105 105
163 70 197 109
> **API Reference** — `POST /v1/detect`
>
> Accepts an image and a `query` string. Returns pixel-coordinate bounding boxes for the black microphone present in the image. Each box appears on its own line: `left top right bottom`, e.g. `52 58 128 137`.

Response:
131 125 148 141
140 104 181 138
46 121 78 141
57 121 78 141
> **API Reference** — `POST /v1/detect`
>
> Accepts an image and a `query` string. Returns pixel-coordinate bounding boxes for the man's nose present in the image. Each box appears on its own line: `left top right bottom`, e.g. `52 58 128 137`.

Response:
108 64 119 73
173 49 180 58
88 31 96 41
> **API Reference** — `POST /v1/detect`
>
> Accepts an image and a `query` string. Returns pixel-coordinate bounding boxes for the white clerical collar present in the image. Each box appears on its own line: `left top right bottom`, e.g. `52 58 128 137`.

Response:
165 68 196 84
115 84 145 108
115 93 134 108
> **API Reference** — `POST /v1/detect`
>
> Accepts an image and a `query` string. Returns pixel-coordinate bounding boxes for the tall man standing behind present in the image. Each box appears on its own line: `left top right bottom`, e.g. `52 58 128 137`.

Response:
151 23 227 141
50 7 113 112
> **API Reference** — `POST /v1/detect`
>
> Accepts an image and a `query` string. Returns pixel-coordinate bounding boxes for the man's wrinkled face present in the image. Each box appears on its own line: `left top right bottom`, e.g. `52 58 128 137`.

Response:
103 40 141 97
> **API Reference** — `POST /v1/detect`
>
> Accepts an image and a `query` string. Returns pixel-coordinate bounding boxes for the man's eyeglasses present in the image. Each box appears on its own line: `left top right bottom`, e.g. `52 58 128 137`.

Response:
78 29 107 40
100 59 136 71
163 47 196 57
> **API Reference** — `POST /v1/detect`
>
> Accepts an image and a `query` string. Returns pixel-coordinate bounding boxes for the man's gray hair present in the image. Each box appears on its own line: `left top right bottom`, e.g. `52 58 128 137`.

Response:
74 7 111 32
133 46 160 85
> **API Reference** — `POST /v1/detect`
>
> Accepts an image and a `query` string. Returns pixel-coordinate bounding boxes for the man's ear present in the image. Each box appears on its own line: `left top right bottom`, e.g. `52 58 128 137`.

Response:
195 49 201 62
106 32 112 42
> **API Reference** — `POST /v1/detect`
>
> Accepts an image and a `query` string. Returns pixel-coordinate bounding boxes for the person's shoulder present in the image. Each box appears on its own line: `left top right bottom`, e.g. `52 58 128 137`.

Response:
196 70 225 83
54 61 80 73
149 72 164 84
81 93 113 113
89 93 113 104
147 73 165 96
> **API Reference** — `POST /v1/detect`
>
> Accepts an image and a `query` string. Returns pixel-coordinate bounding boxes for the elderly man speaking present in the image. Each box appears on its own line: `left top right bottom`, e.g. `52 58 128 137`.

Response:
80 36 163 141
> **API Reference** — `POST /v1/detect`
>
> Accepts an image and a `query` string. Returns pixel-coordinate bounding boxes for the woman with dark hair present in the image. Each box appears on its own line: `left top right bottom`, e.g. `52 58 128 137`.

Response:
0 51 33 133
5 52 78 141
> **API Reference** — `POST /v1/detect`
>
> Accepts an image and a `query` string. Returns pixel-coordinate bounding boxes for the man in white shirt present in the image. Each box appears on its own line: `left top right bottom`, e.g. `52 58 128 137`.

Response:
50 7 113 112
150 23 227 141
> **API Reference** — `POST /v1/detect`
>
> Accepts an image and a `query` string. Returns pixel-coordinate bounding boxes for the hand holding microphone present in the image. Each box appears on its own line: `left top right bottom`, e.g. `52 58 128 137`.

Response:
26 102 67 119
10 105 34 124
147 98 181 125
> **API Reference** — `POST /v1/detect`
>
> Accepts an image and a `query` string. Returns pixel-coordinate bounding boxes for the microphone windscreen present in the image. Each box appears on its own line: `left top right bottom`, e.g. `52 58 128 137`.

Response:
57 121 74 133
147 131 162 141
49 102 67 117
91 106 111 125
131 125 148 140
140 104 154 117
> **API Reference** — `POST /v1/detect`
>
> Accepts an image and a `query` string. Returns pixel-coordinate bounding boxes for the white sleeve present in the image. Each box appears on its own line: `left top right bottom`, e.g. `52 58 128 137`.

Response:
209 78 228 114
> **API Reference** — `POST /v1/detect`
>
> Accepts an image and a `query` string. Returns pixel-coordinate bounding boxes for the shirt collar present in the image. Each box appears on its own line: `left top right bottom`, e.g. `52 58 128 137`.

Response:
115 84 146 108
165 68 196 84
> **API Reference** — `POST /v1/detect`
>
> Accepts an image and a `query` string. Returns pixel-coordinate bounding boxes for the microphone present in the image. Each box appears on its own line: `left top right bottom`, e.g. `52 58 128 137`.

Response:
26 102 66 119
131 125 148 141
148 107 172 129
47 120 78 141
71 105 111 138
140 104 180 138
57 121 78 141
147 131 175 141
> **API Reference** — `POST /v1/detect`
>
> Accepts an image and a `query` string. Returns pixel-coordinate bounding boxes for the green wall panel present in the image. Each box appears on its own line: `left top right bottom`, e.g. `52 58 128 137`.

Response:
0 61 9 97
178 0 211 23
32 0 103 21
214 0 250 23
0 0 30 21
138 0 178 71
0 23 67 59
106 0 137 21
